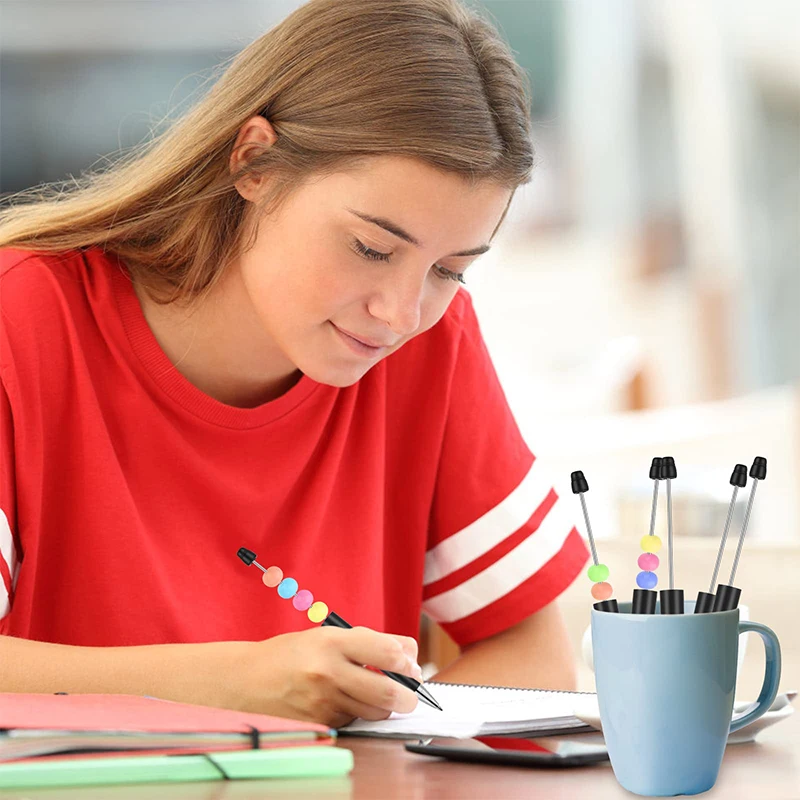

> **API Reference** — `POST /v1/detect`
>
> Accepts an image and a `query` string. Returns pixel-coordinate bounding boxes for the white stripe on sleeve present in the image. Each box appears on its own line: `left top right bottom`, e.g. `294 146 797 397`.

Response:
424 462 553 586
0 508 16 617
422 495 574 623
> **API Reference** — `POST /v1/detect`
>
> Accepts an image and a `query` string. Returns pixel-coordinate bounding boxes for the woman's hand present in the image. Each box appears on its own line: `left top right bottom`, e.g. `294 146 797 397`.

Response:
224 626 422 727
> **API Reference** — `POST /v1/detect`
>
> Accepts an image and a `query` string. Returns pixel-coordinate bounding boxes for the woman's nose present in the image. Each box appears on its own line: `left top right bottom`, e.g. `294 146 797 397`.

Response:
367 276 424 337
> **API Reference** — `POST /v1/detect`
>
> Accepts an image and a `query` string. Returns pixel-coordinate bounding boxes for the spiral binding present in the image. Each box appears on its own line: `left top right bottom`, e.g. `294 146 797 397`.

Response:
427 680 595 696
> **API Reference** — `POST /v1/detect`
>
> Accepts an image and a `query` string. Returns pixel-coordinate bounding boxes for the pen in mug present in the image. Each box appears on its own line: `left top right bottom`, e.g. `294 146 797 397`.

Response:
236 547 443 711
570 471 619 612
710 457 767 612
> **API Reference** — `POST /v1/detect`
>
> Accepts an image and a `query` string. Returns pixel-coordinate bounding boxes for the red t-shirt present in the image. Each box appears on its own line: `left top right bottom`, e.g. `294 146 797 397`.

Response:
0 248 587 648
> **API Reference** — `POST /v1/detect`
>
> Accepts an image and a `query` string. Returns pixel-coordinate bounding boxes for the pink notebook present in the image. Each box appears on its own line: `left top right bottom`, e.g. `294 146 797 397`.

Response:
0 693 332 761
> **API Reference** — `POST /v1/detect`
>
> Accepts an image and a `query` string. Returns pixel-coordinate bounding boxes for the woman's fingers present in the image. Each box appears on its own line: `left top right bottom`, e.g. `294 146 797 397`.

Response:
333 660 419 715
391 634 419 663
333 688 395 723
333 627 422 679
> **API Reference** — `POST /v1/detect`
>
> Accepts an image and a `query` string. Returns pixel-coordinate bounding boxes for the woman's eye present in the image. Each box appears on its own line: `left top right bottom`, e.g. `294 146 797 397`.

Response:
351 237 466 284
351 238 391 262
433 265 467 285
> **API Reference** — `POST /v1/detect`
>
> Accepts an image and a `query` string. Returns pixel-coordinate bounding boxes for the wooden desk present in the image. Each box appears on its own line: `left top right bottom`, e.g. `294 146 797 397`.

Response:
342 716 800 800
4 712 797 800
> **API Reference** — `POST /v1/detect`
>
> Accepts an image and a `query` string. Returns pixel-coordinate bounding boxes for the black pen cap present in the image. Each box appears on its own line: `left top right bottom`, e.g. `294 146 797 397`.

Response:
660 588 684 614
749 457 767 481
571 471 589 494
649 457 663 480
237 547 257 566
694 591 716 614
660 457 677 480
712 584 742 612
593 599 619 613
730 464 748 488
632 589 657 615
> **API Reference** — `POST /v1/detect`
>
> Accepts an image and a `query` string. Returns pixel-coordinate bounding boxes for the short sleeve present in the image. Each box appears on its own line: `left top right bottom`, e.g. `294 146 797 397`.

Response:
422 292 588 647
0 370 19 624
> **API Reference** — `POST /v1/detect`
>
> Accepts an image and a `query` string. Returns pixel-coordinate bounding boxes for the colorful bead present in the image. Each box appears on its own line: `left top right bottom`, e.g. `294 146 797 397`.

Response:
591 582 613 601
640 535 662 553
638 552 659 571
292 589 314 611
587 563 610 583
636 571 658 590
263 566 283 588
307 601 329 623
636 553 659 572
277 578 298 599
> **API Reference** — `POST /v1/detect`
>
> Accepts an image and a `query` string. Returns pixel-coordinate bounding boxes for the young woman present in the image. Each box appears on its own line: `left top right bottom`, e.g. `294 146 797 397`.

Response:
0 0 587 728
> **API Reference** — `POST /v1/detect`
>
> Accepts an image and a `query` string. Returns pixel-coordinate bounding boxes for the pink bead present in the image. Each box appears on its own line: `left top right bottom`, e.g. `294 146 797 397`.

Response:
638 552 659 571
292 590 314 611
591 582 613 601
262 566 283 588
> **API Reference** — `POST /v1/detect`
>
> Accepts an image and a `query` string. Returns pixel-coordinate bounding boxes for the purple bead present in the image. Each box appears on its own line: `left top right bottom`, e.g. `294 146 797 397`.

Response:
636 571 658 590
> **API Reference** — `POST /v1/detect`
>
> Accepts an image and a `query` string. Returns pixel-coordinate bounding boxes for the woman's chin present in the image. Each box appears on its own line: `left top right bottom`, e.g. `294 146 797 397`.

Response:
301 360 374 388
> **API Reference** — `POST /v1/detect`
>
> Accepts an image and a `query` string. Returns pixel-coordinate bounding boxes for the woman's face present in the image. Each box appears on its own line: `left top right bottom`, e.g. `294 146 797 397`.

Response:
235 153 512 388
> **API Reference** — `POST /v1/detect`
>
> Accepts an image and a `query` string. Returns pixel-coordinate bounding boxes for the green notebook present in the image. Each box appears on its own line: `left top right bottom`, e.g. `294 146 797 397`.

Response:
0 746 353 789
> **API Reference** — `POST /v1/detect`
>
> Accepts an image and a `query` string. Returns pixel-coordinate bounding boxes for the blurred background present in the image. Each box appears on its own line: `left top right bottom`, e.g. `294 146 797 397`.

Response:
2 0 798 698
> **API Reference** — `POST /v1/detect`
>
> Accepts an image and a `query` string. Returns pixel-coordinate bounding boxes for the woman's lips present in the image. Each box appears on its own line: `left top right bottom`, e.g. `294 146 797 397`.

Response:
331 323 393 356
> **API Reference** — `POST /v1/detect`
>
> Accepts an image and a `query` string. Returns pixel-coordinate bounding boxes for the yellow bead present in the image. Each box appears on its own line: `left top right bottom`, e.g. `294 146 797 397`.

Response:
640 535 662 553
307 601 329 623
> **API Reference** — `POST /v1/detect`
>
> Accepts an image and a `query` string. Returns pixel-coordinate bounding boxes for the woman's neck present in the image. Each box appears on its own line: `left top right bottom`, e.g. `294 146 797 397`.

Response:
132 265 302 408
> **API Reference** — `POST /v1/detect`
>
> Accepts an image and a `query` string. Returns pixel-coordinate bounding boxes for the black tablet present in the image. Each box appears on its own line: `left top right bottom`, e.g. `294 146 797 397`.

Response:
405 735 609 768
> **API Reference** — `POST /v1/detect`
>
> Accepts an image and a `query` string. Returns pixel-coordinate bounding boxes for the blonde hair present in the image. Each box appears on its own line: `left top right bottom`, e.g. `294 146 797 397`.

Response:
0 0 533 302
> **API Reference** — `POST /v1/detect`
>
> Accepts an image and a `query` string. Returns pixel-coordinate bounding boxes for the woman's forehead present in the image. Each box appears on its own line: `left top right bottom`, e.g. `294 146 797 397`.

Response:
309 157 512 227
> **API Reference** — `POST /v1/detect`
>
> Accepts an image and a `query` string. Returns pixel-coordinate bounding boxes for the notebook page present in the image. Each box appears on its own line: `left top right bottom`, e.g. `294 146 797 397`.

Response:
341 682 587 738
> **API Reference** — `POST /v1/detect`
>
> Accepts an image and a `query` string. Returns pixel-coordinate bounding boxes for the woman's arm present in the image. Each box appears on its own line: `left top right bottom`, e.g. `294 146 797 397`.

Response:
0 634 243 704
430 600 578 691
0 627 424 727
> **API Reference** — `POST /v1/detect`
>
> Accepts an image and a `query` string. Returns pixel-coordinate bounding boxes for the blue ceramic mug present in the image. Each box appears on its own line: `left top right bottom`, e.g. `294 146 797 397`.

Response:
591 600 781 797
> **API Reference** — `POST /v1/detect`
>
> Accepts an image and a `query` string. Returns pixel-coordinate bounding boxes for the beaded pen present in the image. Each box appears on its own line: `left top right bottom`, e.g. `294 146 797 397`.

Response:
571 471 618 612
236 547 443 711
632 457 663 614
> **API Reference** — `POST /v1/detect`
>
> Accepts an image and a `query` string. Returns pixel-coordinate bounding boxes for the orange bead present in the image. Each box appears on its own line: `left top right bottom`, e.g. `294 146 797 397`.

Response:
591 581 613 601
262 566 283 588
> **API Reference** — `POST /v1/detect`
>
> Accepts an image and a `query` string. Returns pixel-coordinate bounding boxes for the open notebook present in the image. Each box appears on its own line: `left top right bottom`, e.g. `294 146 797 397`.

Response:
341 682 593 739
341 682 797 742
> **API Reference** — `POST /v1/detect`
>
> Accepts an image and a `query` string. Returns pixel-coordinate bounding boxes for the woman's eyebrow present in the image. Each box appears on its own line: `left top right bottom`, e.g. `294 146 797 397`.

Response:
345 207 491 257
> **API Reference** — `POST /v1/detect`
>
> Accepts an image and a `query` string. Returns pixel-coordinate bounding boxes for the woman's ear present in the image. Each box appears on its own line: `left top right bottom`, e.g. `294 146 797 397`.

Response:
230 116 278 202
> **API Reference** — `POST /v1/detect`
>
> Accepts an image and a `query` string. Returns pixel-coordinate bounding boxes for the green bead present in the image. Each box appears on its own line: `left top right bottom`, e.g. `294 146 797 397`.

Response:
587 563 610 582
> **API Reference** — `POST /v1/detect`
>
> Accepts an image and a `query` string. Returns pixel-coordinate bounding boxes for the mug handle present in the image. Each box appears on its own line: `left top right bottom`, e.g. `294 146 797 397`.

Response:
729 620 782 733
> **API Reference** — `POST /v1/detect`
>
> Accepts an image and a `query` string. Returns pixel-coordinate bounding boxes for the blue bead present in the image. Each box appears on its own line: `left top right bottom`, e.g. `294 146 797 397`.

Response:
277 578 299 598
636 570 658 590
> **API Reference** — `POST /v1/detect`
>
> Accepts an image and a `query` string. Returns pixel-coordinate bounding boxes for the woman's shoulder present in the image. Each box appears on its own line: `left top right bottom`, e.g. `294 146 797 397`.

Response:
0 248 112 369
0 246 122 309
0 248 92 307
